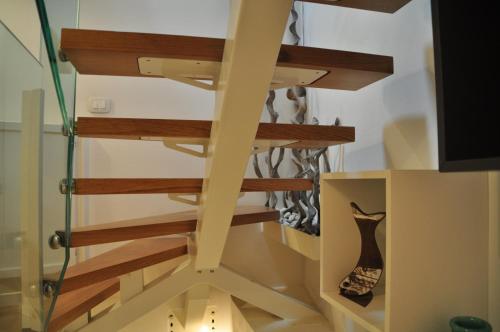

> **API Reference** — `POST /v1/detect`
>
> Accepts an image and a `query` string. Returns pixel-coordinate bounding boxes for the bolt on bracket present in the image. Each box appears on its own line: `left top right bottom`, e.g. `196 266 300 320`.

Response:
59 178 75 195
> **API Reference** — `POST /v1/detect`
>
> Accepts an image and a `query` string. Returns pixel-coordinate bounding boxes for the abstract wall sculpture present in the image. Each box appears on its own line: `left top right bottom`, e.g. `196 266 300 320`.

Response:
253 1 335 236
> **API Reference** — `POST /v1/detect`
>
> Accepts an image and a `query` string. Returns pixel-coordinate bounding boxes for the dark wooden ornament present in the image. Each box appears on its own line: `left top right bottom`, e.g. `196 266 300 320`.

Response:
339 202 386 307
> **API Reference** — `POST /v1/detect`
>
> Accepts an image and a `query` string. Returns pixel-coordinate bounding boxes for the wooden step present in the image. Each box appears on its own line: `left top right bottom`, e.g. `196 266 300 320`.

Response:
60 28 393 91
76 117 355 150
48 278 119 332
73 178 313 195
49 237 187 294
57 206 279 247
302 0 411 13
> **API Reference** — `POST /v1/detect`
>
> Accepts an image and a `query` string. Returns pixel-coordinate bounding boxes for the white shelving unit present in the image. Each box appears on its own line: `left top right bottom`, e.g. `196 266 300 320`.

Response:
320 170 490 332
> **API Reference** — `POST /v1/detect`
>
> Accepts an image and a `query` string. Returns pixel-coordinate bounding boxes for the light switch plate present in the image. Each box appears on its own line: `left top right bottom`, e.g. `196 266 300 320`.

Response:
88 97 111 114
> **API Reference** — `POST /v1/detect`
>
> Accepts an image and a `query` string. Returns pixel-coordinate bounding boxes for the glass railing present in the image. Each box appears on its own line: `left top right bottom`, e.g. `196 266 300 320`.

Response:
36 0 79 330
0 0 78 330
0 21 45 331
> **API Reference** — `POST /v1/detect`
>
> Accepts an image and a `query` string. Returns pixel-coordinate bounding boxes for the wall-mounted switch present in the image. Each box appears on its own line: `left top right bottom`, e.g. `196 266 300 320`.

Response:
88 97 111 114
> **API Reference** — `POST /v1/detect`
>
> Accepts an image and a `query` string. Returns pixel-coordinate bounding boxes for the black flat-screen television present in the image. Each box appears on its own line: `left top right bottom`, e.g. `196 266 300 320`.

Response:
431 0 500 172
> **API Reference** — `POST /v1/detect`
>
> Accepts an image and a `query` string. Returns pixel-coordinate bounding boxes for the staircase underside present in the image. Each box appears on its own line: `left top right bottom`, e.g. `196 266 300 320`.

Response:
41 0 413 330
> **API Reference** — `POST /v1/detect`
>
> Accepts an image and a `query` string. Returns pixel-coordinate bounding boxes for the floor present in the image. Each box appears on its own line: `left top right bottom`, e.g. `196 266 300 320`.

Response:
0 277 21 331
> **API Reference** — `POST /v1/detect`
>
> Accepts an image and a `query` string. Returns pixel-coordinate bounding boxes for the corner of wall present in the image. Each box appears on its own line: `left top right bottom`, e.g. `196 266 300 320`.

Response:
488 171 500 329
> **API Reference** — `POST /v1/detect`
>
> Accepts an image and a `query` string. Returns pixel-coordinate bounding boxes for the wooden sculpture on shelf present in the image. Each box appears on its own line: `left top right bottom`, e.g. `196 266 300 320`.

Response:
339 202 386 307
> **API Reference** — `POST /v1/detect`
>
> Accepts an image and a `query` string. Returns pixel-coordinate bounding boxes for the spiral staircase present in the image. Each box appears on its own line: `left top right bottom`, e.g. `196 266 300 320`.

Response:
32 0 411 330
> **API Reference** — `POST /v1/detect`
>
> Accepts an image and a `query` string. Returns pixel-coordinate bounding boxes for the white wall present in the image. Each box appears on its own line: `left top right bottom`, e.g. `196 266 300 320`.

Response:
75 0 227 260
303 0 498 330
0 0 41 60
304 0 436 171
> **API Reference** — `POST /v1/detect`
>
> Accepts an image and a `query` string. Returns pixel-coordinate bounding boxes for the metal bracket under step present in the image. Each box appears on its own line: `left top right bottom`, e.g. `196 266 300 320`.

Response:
168 193 201 206
168 192 245 206
140 136 297 158
138 57 327 90
163 138 208 158
139 137 208 158
250 139 297 155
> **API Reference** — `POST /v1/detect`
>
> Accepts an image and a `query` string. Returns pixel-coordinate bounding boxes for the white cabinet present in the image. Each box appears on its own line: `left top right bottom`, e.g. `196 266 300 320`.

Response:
320 171 489 332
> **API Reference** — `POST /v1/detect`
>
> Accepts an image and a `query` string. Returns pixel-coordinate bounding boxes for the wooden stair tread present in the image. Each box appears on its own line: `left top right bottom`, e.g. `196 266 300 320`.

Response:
60 28 393 91
73 178 313 195
58 206 279 247
48 278 119 332
303 0 411 13
54 237 187 294
76 117 355 150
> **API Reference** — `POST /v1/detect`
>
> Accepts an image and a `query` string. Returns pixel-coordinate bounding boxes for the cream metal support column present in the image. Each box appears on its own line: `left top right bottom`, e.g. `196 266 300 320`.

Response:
230 296 255 332
167 308 186 332
184 285 211 332
208 289 234 332
120 270 144 303
195 0 294 270
20 89 44 330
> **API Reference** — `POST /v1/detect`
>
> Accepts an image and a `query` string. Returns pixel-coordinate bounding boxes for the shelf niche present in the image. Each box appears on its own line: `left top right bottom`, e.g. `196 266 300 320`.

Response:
320 170 489 332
